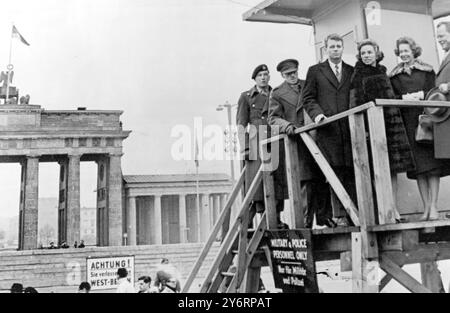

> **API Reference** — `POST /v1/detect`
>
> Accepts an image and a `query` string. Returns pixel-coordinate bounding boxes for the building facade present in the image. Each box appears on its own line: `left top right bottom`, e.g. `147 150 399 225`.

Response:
123 174 233 245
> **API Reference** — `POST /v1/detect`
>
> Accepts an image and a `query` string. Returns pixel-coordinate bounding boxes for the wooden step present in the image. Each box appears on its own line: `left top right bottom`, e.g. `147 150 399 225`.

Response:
221 272 235 277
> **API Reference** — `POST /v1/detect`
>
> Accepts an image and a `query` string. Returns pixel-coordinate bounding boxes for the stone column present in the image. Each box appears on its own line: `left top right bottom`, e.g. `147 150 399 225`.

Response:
21 156 39 250
200 193 211 242
127 196 137 246
179 194 187 243
66 154 81 245
154 195 162 244
108 153 123 246
18 161 26 250
96 158 108 246
57 159 68 245
213 195 221 226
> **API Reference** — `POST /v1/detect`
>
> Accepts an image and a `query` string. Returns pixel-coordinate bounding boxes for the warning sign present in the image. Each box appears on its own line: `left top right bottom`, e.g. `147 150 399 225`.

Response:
86 256 135 290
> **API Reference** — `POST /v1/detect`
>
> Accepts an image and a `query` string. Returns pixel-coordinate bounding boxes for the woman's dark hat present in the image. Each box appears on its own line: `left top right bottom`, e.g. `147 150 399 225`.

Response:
423 87 450 123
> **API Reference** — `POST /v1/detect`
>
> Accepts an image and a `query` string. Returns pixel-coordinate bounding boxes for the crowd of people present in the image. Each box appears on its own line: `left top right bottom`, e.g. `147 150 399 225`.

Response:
115 258 182 293
41 240 86 250
237 22 450 228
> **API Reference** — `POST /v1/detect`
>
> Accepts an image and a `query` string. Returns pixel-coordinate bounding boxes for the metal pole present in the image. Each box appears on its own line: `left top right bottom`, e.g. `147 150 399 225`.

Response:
226 104 236 183
196 163 201 241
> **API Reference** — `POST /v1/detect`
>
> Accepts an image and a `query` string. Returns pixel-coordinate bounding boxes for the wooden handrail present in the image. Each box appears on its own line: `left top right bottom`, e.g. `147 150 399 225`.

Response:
260 102 375 145
182 165 247 292
375 99 450 108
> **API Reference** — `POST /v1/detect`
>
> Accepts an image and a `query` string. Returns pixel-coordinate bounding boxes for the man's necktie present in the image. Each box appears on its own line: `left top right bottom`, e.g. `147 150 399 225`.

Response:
335 64 341 82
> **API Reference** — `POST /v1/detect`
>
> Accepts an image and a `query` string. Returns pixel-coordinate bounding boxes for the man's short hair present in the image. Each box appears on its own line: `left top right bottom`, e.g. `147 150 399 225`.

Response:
78 282 91 291
325 33 344 48
24 287 38 293
437 21 450 33
138 276 152 284
117 267 128 278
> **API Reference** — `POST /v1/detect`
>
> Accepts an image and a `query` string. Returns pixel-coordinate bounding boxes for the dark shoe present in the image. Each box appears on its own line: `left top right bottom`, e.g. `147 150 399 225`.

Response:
317 218 337 228
278 222 290 230
334 217 351 227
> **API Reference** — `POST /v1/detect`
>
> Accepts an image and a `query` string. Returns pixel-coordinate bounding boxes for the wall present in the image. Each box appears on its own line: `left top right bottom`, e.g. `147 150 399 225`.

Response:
0 243 219 292
313 0 364 65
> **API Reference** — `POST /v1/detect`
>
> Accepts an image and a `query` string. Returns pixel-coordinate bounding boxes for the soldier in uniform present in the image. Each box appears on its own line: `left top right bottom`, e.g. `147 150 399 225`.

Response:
236 64 288 228
269 59 333 228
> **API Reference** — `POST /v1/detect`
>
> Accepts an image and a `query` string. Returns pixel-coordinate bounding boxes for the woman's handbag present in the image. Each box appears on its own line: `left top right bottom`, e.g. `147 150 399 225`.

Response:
415 114 433 144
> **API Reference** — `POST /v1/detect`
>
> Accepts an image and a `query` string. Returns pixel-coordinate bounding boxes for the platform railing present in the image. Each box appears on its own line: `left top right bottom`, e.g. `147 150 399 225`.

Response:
260 99 450 229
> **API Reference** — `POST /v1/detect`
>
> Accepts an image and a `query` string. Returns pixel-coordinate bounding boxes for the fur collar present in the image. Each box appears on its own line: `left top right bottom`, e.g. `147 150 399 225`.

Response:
389 59 434 77
354 61 387 75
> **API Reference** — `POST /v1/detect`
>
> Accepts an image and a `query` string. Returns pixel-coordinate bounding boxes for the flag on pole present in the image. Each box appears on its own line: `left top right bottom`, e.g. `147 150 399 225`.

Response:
194 135 200 168
12 25 30 46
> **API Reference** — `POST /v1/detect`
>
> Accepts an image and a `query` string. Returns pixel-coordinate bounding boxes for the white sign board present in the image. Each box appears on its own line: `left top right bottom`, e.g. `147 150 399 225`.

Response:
86 255 135 290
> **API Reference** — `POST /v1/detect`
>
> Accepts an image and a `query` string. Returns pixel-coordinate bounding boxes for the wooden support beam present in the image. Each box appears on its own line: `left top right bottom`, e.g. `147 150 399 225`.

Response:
227 214 267 293
368 220 450 232
366 105 396 225
182 166 246 292
349 113 378 261
377 230 419 252
382 243 450 265
235 205 252 292
300 132 360 226
284 137 304 228
351 233 380 293
260 143 278 229
420 262 445 293
379 255 432 293
244 267 262 293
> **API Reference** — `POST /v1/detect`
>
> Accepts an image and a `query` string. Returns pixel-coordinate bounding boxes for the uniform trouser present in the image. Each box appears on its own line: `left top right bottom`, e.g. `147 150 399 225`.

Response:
330 166 356 221
302 177 332 228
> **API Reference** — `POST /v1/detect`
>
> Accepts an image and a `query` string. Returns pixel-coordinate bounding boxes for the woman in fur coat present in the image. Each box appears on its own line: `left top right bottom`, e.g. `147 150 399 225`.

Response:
390 37 450 221
350 39 415 222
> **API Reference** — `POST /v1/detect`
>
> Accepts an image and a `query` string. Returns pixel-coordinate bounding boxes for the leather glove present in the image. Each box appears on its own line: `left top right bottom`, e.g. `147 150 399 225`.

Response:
285 124 297 137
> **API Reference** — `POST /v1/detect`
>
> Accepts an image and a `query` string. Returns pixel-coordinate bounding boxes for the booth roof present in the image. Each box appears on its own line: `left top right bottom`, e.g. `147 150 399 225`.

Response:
243 0 450 25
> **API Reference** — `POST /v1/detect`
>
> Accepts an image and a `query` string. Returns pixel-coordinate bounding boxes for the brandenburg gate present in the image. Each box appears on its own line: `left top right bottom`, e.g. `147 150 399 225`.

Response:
0 104 130 250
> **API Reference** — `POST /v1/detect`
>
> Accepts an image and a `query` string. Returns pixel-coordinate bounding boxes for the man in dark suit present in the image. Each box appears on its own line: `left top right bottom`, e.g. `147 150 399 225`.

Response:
302 33 356 227
269 59 332 228
437 22 450 94
434 22 450 160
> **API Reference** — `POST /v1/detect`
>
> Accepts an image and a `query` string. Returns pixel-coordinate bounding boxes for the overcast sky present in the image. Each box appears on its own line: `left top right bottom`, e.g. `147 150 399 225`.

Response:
0 1 448 219
0 0 315 217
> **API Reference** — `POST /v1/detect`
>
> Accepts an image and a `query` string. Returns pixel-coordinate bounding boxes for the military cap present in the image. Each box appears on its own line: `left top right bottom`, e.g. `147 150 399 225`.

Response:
276 59 299 73
252 64 269 80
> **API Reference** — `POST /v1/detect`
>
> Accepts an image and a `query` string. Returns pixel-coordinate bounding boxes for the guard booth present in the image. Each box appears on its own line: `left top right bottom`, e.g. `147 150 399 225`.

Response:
182 0 450 294
243 0 450 217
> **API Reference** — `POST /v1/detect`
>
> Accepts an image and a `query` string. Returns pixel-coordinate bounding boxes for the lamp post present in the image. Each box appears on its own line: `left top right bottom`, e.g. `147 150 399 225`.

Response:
216 101 238 182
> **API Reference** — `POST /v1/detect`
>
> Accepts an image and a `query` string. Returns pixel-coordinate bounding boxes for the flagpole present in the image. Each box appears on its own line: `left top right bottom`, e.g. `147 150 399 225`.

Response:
196 162 200 241
194 134 201 242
